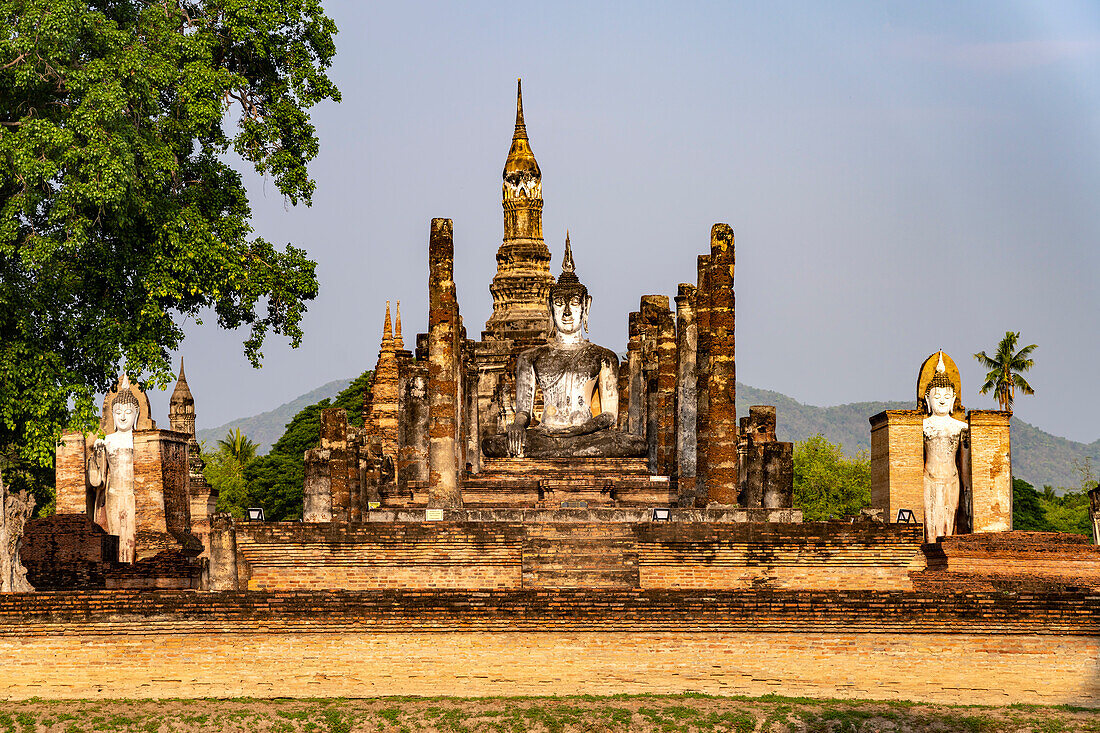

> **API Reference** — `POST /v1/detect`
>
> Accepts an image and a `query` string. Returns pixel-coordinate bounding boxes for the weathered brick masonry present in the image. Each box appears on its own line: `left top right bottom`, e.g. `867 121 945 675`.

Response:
229 521 926 591
0 589 1097 704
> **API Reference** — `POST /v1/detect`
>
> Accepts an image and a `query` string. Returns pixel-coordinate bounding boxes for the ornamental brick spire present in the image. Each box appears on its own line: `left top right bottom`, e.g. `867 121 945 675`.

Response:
366 300 401 460
169 360 195 440
483 79 555 342
382 300 394 349
394 301 404 350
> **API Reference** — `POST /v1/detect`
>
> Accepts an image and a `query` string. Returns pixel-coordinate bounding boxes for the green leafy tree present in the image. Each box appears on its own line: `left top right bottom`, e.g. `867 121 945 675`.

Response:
1012 478 1052 531
0 0 339 509
1012 475 1093 537
974 332 1037 412
204 443 249 519
217 428 259 465
792 434 871 521
241 370 370 520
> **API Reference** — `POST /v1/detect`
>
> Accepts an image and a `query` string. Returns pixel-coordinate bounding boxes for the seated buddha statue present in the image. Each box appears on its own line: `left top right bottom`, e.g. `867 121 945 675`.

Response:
483 235 647 459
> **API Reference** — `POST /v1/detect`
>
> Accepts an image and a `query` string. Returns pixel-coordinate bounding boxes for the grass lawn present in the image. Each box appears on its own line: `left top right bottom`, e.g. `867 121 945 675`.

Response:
0 694 1096 732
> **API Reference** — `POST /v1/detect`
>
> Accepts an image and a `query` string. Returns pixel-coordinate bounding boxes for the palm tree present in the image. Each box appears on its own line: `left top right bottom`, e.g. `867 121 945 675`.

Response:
973 331 1037 412
217 428 259 465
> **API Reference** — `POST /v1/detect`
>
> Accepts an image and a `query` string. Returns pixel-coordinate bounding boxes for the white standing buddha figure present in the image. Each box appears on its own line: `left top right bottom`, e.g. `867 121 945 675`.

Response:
922 353 970 543
87 379 139 562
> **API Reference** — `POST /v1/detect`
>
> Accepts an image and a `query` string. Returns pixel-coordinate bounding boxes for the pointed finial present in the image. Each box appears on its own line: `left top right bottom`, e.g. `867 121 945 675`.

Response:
936 351 946 373
382 300 393 347
394 300 404 349
171 358 194 407
514 78 526 138
563 230 575 275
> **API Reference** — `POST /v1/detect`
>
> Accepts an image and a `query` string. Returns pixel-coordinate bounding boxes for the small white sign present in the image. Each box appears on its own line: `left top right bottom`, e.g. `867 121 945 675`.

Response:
650 476 670 483
425 509 444 521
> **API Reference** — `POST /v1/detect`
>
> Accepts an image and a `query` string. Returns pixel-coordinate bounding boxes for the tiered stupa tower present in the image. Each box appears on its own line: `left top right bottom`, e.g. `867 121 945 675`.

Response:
168 360 218 552
364 300 406 461
482 79 555 342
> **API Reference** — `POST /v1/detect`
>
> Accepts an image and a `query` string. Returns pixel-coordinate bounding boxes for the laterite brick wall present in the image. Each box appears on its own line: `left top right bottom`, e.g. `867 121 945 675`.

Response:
0 589 1096 705
233 521 926 591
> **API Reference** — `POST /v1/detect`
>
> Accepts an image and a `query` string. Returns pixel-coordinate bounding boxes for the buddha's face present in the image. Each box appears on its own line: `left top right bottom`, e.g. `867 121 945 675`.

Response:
112 402 137 432
927 386 955 417
551 292 589 336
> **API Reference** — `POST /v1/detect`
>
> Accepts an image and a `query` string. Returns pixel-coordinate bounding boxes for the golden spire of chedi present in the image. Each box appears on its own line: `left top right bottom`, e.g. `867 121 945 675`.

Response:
503 78 541 179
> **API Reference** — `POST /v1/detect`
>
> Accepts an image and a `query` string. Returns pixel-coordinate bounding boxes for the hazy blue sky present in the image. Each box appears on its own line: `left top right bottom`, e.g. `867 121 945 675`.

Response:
146 1 1100 444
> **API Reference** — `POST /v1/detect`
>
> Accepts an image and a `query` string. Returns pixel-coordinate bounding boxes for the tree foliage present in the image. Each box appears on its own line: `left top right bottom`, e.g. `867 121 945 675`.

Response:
0 0 339 490
1013 474 1094 537
1012 478 1052 531
217 370 370 520
203 441 249 519
792 434 871 521
974 331 1037 412
217 428 258 464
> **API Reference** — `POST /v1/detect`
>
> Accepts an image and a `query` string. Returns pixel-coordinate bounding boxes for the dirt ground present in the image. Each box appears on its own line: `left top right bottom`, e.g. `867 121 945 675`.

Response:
0 695 1096 732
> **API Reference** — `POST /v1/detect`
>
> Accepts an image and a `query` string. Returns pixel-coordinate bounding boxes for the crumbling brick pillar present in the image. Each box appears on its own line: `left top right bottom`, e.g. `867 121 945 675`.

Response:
640 295 676 477
674 283 698 506
206 513 238 591
626 312 645 437
762 442 794 509
968 410 1012 533
702 224 739 504
1089 487 1100 545
694 254 711 506
465 357 481 475
398 362 430 492
869 410 925 525
55 432 91 516
318 408 351 521
303 448 333 522
427 218 462 508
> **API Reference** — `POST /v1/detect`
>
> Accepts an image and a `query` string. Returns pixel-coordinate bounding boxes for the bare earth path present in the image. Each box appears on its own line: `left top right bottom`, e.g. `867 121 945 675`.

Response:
0 695 1097 732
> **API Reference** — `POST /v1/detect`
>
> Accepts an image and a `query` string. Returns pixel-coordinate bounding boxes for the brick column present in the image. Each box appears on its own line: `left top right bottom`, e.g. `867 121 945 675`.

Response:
703 224 739 504
640 295 676 477
968 410 1012 533
206 513 239 591
319 408 350 521
869 410 925 525
397 362 430 491
428 218 462 508
674 284 698 505
626 311 645 437
55 432 91 516
693 254 711 504
762 442 794 509
302 448 333 522
1089 487 1100 545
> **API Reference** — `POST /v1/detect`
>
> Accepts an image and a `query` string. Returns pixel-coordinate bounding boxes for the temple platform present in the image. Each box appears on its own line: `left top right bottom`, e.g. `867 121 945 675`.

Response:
401 457 679 509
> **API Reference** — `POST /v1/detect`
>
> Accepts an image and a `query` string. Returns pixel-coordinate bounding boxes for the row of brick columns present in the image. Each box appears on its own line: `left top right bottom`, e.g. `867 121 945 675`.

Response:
626 224 741 507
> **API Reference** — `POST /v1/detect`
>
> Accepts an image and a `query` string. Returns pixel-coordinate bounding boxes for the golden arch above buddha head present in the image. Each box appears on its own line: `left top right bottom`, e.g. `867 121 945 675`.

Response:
916 351 965 419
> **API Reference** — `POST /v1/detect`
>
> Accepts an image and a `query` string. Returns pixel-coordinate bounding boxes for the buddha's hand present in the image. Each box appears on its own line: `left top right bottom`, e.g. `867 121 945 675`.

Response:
507 413 530 457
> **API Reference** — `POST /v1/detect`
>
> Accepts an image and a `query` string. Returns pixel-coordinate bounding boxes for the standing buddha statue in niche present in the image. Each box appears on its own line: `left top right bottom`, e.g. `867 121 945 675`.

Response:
87 381 139 562
922 352 970 543
483 234 647 459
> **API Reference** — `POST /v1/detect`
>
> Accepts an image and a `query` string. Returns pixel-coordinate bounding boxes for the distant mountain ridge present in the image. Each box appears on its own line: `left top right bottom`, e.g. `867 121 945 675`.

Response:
197 377 354 454
199 378 1100 492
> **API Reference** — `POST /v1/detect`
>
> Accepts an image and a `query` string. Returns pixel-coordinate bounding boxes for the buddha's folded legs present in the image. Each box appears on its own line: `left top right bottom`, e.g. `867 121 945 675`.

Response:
482 427 647 458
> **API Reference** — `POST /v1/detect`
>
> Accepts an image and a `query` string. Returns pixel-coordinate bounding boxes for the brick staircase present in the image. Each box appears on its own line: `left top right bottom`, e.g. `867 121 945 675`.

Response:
405 457 676 508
